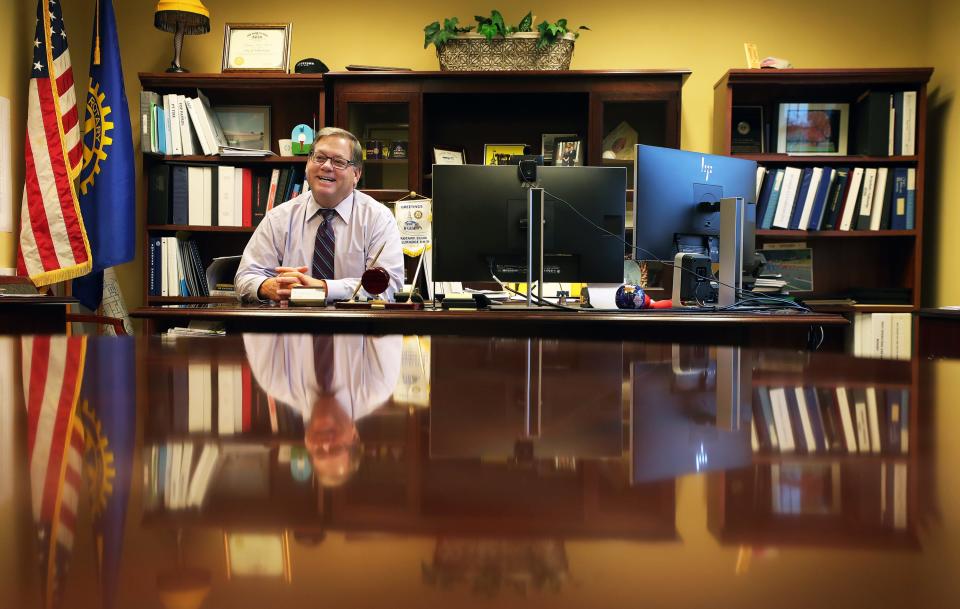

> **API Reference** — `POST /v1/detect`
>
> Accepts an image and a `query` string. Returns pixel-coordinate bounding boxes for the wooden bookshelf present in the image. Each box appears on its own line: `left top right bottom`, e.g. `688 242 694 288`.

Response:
139 72 326 306
714 68 933 311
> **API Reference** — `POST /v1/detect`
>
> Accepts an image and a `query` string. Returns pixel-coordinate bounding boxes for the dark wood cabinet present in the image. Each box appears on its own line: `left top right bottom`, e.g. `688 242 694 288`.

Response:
326 70 689 209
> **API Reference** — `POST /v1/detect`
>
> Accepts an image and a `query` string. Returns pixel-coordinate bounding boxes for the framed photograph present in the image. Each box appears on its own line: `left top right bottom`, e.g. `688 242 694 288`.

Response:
777 103 849 155
224 531 292 582
552 137 582 166
541 133 576 164
222 23 292 72
433 147 465 165
601 121 637 160
731 106 764 153
484 144 526 166
213 106 271 150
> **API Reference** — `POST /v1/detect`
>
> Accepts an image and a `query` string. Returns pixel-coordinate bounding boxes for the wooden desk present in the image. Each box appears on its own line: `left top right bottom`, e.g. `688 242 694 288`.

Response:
132 303 847 347
0 295 75 334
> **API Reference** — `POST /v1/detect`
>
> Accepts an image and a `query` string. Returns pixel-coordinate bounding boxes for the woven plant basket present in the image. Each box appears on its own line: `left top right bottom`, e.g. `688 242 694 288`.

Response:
436 32 576 71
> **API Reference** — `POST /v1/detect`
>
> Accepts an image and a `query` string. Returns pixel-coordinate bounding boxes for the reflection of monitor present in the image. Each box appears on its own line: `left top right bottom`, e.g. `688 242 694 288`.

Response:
432 165 627 282
430 337 623 460
633 145 758 264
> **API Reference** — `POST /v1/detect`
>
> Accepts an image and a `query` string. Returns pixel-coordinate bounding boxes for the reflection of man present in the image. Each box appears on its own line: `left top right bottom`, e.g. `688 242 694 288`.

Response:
243 333 402 486
235 127 404 303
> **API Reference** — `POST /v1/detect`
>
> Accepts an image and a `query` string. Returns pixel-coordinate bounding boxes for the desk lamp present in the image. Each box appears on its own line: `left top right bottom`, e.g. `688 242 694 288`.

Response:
154 0 210 73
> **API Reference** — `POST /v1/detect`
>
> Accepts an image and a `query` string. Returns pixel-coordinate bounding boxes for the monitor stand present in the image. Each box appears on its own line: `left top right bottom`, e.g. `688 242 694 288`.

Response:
526 186 545 308
718 196 745 308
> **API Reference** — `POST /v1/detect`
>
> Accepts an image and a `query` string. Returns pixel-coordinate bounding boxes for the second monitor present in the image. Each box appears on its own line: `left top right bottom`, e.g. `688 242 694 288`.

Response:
432 165 627 283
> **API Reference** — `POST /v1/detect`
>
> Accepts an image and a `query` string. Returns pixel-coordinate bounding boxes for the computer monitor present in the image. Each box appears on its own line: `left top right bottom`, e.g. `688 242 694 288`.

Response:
633 144 758 264
432 165 627 283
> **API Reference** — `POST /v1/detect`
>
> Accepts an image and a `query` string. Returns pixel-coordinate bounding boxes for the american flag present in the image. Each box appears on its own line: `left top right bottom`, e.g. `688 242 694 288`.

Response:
17 0 90 286
23 335 87 609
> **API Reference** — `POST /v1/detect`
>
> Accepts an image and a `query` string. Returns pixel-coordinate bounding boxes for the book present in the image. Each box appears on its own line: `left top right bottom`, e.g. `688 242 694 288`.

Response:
893 91 904 155
869 166 889 230
890 167 907 230
852 388 871 452
901 91 917 155
217 166 236 227
853 91 892 156
769 387 795 452
838 167 865 231
185 96 215 155
855 167 877 230
905 168 916 229
787 167 813 229
176 95 195 156
836 387 858 453
755 168 779 229
796 167 823 230
187 166 205 226
865 387 882 453
139 90 159 154
162 94 174 155
880 167 895 230
147 164 172 224
821 167 850 230
757 386 779 450
794 386 817 452
772 167 802 229
806 167 834 230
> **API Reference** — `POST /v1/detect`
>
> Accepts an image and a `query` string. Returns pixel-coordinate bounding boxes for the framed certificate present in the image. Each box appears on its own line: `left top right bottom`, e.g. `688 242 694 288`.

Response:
222 23 292 72
433 147 465 165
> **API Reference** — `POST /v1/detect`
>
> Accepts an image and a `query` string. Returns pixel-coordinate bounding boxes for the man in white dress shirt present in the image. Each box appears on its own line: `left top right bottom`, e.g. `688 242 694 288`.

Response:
243 333 402 486
235 127 404 303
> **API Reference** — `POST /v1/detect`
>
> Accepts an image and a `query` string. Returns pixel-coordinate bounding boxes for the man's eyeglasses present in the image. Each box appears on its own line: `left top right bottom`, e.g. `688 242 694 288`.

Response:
309 153 355 170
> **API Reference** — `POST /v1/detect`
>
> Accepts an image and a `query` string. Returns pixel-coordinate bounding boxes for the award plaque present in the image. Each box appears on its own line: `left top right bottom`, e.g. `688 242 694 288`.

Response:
222 23 292 72
731 106 764 154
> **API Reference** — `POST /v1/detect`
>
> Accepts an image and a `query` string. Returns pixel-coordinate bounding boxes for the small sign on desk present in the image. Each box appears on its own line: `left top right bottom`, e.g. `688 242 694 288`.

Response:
288 285 326 306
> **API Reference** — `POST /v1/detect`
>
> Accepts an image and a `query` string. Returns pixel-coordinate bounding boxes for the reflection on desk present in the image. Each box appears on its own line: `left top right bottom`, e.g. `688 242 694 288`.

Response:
1 332 949 608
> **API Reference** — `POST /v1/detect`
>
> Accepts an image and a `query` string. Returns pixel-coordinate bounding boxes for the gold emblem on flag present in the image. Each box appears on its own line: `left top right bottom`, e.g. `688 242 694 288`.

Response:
80 81 114 195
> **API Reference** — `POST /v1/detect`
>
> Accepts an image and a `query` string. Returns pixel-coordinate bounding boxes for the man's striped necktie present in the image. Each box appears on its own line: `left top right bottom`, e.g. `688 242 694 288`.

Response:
312 208 337 280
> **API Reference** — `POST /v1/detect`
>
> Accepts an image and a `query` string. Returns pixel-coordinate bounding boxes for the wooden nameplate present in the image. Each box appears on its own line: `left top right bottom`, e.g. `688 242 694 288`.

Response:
384 301 423 310
334 300 375 309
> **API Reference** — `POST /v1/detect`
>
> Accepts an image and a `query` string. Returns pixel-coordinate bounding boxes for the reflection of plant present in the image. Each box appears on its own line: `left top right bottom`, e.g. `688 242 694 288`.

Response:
424 10 589 51
422 538 568 597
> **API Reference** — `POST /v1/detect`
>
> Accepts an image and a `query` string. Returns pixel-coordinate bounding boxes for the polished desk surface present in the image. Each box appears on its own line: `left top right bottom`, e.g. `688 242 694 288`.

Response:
132 302 847 343
0 294 75 334
2 332 955 608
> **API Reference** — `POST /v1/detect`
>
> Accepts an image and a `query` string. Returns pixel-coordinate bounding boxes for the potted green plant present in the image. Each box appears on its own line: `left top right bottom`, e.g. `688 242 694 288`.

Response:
423 11 589 71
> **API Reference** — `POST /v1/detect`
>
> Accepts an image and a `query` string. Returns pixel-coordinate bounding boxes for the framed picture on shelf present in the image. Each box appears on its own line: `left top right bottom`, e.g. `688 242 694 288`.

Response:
731 106 764 153
433 147 466 165
222 23 292 72
484 144 526 166
552 137 582 166
601 121 637 160
541 133 577 164
777 102 849 155
213 106 271 150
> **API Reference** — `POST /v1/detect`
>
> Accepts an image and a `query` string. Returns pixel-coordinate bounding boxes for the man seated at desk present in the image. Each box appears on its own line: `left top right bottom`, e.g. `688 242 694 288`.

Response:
235 127 404 303
243 333 402 485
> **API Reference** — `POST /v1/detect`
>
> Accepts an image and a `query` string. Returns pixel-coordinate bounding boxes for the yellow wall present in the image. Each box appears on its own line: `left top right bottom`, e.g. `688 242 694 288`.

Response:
926 0 960 305
0 2 31 270
3 0 958 304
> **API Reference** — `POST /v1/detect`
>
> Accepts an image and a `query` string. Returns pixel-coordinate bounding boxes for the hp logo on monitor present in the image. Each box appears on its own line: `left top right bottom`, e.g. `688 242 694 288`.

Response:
700 157 713 181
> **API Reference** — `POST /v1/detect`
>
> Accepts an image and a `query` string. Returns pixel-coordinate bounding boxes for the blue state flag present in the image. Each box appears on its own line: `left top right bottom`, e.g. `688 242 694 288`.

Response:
73 0 134 311
80 337 136 609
